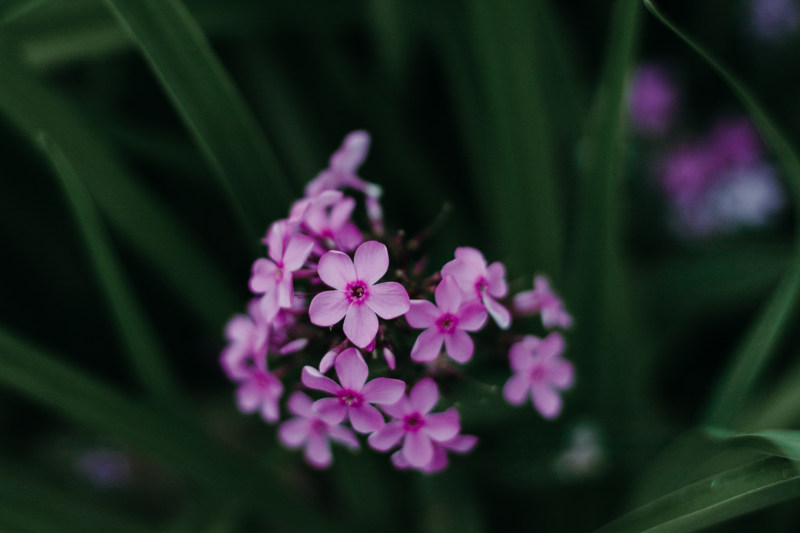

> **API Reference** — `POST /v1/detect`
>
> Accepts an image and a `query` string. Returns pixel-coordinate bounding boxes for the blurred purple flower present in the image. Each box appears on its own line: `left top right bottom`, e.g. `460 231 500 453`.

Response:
75 448 131 489
627 63 679 136
749 0 800 41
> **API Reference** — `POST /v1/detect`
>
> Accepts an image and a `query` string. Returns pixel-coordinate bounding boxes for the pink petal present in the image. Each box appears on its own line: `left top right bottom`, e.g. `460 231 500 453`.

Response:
542 307 573 329
330 130 370 173
409 328 445 362
305 433 333 468
329 197 356 228
383 347 396 370
313 397 348 424
349 403 385 433
328 425 360 449
308 290 349 327
317 251 356 290
368 421 405 451
380 397 410 419
444 329 474 363
391 450 411 470
318 350 339 373
486 261 508 298
441 259 477 294
443 434 478 453
403 431 434 468
282 234 315 271
366 282 410 319
547 360 575 389
483 295 511 330
259 396 281 423
276 277 293 309
454 247 487 270
335 223 363 252
509 337 539 371
532 385 563 419
456 301 488 331
287 391 315 417
301 366 342 395
279 338 308 355
409 378 439 414
424 446 449 473
235 382 261 413
264 221 288 263
353 241 389 285
343 304 379 348
334 348 369 390
258 288 282 323
279 418 311 448
361 377 406 404
434 276 463 313
503 373 530 405
405 300 439 329
423 408 460 441
249 258 278 294
540 332 566 359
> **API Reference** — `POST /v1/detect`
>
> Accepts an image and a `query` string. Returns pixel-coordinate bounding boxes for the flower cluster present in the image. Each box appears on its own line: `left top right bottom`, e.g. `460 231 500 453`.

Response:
220 131 575 472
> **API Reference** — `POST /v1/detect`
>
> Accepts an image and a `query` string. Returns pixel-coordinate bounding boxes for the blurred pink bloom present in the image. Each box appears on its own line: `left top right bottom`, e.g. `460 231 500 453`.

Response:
749 0 799 41
708 118 762 171
220 299 270 380
301 348 405 433
368 378 460 468
302 195 363 252
513 275 573 329
309 240 410 348
406 276 488 363
503 332 574 419
235 367 284 423
391 433 477 473
627 63 679 136
279 391 359 468
306 131 374 197
442 247 510 329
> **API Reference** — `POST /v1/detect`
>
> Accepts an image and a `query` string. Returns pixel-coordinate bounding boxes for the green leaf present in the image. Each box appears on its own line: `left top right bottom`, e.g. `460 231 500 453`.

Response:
595 456 800 533
39 134 182 407
707 428 800 462
0 47 238 330
100 0 295 236
641 1 800 429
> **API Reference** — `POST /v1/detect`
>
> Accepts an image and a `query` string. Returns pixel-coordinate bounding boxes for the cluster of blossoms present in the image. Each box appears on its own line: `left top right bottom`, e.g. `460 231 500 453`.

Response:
221 131 574 472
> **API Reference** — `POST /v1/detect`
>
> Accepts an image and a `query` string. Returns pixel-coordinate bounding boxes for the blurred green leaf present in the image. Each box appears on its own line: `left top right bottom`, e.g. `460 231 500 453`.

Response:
39 134 182 407
595 456 800 533
740 354 800 430
707 428 800 461
0 48 238 329
0 0 50 25
641 1 800 430
101 0 294 237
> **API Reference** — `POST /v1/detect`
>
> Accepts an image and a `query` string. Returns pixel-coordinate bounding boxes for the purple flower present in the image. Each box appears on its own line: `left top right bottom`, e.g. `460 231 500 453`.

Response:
220 299 270 380
250 221 314 321
513 276 573 329
235 366 284 423
503 332 574 419
708 118 762 171
368 378 460 468
749 0 799 41
279 391 359 469
406 276 488 363
305 131 374 197
309 240 410 348
441 247 510 329
302 195 363 252
627 63 679 136
301 348 405 433
391 434 477 474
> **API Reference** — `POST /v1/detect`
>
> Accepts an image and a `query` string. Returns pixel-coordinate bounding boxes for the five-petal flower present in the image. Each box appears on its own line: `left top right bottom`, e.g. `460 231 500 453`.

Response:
441 247 511 329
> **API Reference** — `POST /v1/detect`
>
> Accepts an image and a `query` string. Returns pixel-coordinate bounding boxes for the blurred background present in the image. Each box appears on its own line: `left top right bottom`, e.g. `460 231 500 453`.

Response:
1 0 800 531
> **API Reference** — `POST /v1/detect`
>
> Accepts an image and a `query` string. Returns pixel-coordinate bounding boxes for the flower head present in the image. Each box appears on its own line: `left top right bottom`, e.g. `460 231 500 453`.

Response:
279 391 359 468
302 195 363 252
442 247 510 329
301 348 405 433
627 62 679 136
503 332 574 419
235 366 284 423
406 276 488 363
513 275 573 329
309 240 410 348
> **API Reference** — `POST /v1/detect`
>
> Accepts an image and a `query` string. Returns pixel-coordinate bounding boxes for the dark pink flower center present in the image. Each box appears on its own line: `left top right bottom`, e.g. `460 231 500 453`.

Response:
346 281 369 305
252 370 275 389
337 389 364 407
530 365 546 383
403 412 426 432
474 276 489 296
436 313 459 333
311 419 328 434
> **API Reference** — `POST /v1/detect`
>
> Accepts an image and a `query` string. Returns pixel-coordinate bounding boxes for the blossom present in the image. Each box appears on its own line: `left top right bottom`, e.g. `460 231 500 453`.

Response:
301 348 405 433
441 247 510 329
368 378 460 468
279 391 359 468
302 195 363 252
406 276 488 363
249 221 314 321
503 332 574 419
391 433 477 473
308 240 410 348
220 299 270 380
513 275 573 329
234 366 284 423
627 62 679 136
748 0 799 41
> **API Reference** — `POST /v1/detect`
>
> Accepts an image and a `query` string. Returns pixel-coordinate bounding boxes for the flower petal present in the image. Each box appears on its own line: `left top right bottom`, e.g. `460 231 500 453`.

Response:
366 282 410 319
334 348 369 390
410 328 445 362
301 366 342 395
318 350 338 374
403 431 434 468
444 329 474 363
317 250 356 289
328 425 360 449
503 373 530 405
368 421 405 451
353 240 389 285
540 332 566 359
380 397 410 419
330 130 370 173
443 434 478 453
349 403 385 433
361 377 406 404
308 290 349 327
329 197 356 228
483 295 512 330
282 234 315 271
249 258 278 294
409 377 439 414
279 418 310 448
343 304 379 348
547 359 575 389
509 337 538 371
423 408 460 442
313 397 348 424
405 300 439 328
456 301 488 331
287 391 315 417
486 261 508 298
434 276 463 313
305 433 333 468
336 223 363 252
532 385 563 419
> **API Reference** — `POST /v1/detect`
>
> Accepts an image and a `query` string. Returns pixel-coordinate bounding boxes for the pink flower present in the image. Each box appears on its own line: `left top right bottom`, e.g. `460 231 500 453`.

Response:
441 247 511 329
220 299 269 380
513 276 573 329
627 63 679 136
391 434 477 473
503 332 574 419
305 131 378 198
301 348 405 433
406 276 488 363
250 221 314 321
234 366 284 423
302 195 363 252
308 240 410 348
279 391 359 469
368 378 460 468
